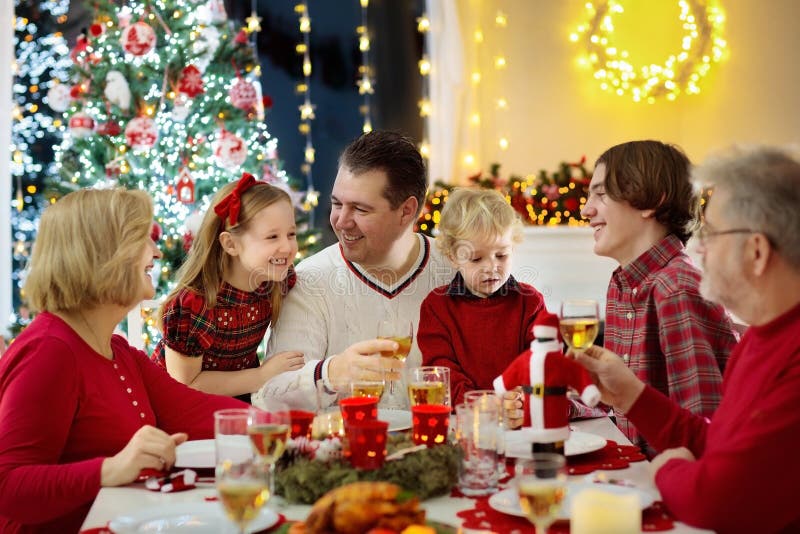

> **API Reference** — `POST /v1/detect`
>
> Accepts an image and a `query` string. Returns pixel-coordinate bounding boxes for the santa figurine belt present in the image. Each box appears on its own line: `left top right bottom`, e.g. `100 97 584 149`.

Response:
523 384 568 397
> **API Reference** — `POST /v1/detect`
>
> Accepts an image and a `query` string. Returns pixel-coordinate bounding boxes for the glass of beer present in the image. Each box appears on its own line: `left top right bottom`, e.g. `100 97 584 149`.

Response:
407 366 450 407
559 299 600 351
377 319 413 393
515 453 568 533
215 409 268 533
247 402 290 508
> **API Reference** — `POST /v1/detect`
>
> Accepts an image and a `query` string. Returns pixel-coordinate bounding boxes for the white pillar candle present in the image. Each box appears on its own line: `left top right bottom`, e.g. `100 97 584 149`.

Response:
571 488 641 534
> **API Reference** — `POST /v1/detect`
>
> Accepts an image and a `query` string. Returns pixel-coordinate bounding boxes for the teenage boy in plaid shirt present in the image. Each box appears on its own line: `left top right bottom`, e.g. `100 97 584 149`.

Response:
575 140 739 454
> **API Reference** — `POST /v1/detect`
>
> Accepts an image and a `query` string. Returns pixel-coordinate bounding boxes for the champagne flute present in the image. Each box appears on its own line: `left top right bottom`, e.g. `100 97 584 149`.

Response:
559 299 600 351
247 402 290 509
515 453 568 534
377 319 413 394
215 409 269 534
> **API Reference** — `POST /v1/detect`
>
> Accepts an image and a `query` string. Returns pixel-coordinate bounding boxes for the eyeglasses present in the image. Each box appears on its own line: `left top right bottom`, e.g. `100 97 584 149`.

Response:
696 224 758 245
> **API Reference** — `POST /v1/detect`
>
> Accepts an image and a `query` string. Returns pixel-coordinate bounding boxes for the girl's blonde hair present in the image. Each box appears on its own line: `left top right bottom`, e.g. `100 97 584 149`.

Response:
24 188 154 313
436 188 523 260
159 180 293 327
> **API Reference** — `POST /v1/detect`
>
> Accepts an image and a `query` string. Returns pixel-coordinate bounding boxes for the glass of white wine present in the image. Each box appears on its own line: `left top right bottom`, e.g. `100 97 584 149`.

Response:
247 402 290 509
559 299 600 351
515 453 568 534
377 319 413 394
214 409 268 534
407 366 450 407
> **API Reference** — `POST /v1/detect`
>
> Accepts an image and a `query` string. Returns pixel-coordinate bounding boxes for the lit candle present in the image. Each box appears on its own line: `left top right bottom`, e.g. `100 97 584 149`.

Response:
571 488 641 534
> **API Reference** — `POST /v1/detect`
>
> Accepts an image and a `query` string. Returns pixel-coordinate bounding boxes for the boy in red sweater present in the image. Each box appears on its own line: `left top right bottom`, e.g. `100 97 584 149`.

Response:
417 188 547 405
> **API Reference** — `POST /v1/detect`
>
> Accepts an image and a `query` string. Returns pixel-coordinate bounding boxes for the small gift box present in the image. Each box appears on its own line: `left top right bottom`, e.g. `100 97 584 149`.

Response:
411 404 450 447
344 420 389 470
290 410 315 439
339 396 378 425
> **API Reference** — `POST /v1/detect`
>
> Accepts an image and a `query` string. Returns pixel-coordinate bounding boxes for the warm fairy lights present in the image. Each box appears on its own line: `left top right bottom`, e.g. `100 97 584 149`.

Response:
571 0 728 103
356 0 373 133
294 0 318 218
417 13 431 160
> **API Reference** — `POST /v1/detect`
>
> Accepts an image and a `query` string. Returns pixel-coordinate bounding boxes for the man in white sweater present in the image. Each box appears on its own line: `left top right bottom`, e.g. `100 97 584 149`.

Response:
253 131 454 410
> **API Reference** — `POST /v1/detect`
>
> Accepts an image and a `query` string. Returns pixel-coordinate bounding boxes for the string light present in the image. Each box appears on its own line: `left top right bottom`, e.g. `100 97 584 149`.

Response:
295 1 319 217
493 7 510 153
356 0 373 133
417 12 431 160
572 0 727 103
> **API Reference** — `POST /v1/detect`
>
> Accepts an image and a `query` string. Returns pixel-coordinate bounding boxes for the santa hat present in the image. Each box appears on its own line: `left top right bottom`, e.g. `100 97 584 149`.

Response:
532 311 561 342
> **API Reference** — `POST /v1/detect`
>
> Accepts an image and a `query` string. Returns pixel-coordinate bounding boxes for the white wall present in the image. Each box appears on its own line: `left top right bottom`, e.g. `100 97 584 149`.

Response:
452 0 800 180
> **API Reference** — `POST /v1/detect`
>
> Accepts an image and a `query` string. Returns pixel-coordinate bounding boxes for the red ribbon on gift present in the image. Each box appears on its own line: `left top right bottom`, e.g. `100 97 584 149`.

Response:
214 172 257 226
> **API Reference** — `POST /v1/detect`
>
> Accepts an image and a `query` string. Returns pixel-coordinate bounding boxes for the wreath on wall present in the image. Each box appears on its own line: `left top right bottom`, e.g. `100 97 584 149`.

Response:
416 157 592 237
570 0 727 103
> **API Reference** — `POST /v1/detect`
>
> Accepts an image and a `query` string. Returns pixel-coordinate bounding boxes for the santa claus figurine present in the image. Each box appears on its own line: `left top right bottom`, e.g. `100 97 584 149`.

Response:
493 311 600 451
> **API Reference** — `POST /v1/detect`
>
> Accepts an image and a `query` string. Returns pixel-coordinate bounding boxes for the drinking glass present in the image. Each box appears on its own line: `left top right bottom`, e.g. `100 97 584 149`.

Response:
247 402 290 508
514 453 568 534
350 367 386 400
407 366 450 407
377 319 413 394
559 299 600 351
214 409 268 533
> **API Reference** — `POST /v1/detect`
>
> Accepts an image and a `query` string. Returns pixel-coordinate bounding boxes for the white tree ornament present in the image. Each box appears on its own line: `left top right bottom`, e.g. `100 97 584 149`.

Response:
47 84 72 113
213 129 247 169
125 116 159 150
121 21 156 56
104 70 131 112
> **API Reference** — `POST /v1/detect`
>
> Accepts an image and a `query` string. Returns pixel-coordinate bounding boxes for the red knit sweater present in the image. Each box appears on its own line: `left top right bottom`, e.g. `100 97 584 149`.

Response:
418 275 546 405
628 301 800 533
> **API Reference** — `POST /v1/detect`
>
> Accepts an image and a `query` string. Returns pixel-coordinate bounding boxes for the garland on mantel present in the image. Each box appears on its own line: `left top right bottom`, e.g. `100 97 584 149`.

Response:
416 157 592 237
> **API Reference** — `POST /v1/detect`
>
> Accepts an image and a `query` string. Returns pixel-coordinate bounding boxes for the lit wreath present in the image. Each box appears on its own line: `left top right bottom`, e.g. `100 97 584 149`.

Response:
571 0 727 103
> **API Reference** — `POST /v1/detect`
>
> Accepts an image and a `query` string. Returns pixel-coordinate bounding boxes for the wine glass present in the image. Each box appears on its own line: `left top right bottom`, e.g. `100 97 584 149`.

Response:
215 409 269 533
377 319 413 394
559 299 600 351
247 402 290 508
514 453 568 534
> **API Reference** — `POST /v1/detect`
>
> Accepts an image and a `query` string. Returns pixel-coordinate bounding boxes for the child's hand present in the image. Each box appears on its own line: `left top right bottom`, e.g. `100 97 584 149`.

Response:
503 388 524 430
260 350 305 380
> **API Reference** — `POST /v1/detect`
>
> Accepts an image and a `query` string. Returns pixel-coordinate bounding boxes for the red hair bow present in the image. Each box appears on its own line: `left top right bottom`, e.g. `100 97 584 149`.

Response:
214 172 257 226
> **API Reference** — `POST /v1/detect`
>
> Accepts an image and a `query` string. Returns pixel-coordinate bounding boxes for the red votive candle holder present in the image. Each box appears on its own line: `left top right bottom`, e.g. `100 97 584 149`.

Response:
339 396 378 425
289 410 315 439
411 404 450 447
344 419 389 470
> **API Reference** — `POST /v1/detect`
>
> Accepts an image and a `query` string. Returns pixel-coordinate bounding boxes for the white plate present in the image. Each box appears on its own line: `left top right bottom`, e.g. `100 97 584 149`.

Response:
108 502 279 533
378 408 412 431
505 430 607 458
175 440 216 469
488 481 656 520
175 438 252 469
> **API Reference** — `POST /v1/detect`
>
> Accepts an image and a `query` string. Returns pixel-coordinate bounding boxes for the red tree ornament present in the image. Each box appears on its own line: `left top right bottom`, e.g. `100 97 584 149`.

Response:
69 111 95 138
178 65 204 98
125 116 158 150
213 129 247 169
228 78 257 110
150 222 163 242
96 120 122 136
176 166 195 204
121 21 156 56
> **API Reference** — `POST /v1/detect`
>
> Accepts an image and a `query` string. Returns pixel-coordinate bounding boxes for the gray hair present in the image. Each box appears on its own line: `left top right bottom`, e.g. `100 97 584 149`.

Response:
692 145 800 268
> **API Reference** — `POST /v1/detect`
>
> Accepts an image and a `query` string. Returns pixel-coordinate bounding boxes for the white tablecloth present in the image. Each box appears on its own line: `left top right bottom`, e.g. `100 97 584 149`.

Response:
81 418 711 533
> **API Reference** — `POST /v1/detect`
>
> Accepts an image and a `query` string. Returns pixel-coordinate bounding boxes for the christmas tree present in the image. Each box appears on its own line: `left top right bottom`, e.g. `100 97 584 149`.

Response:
10 0 73 336
52 0 319 299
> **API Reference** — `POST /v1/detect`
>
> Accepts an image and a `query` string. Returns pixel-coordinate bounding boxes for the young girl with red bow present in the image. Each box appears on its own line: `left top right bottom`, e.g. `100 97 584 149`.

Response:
152 173 305 402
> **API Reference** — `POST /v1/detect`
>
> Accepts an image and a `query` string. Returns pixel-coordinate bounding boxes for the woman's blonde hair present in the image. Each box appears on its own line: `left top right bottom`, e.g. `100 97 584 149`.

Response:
159 179 293 326
24 188 154 313
436 188 523 260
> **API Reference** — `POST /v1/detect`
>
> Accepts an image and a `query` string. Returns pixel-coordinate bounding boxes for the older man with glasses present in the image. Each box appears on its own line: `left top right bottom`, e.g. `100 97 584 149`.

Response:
573 146 800 533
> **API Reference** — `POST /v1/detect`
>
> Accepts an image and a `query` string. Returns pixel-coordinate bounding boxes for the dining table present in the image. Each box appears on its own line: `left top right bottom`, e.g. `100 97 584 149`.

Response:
81 417 712 533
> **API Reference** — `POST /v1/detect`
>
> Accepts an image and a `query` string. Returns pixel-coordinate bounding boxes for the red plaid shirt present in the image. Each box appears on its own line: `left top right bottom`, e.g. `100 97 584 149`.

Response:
603 235 738 448
152 271 295 373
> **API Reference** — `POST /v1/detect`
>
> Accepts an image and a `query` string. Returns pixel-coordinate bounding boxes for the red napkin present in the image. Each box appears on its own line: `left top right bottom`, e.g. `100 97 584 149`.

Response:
567 439 647 475
456 496 675 533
